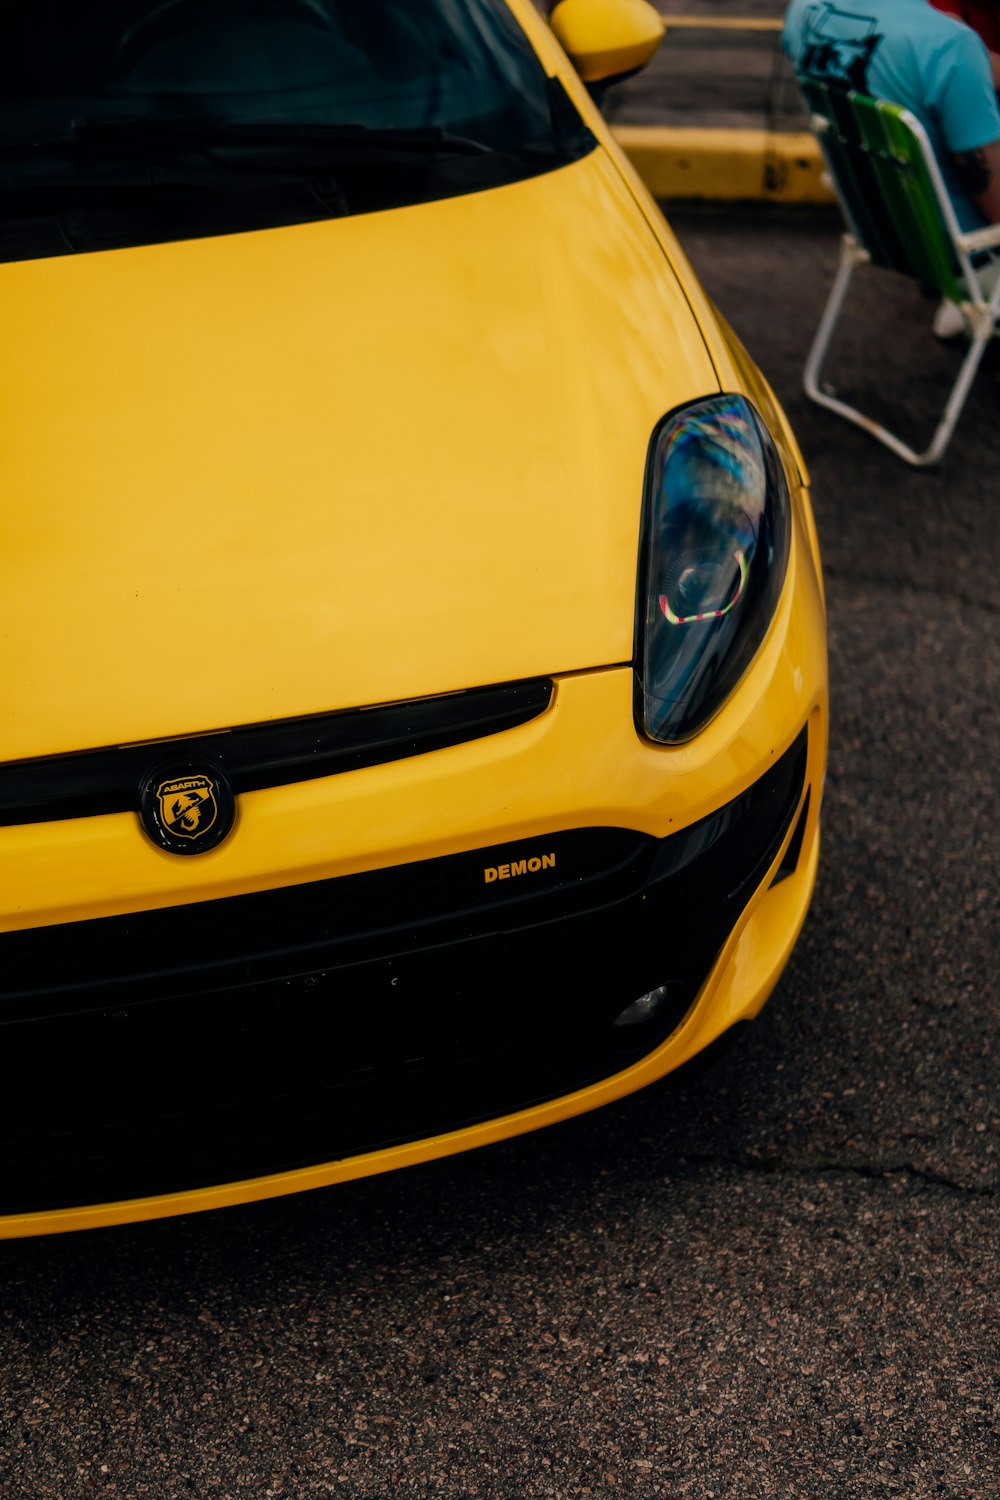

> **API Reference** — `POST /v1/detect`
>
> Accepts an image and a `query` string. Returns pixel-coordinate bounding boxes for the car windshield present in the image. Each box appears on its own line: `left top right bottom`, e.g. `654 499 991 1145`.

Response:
0 0 594 261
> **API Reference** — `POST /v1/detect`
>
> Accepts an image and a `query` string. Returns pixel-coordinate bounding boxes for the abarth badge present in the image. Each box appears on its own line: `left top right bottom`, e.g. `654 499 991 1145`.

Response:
139 764 235 855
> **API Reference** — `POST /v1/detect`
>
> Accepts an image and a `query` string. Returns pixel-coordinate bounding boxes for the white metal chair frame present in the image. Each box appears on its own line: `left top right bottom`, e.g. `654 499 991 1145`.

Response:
806 107 1000 467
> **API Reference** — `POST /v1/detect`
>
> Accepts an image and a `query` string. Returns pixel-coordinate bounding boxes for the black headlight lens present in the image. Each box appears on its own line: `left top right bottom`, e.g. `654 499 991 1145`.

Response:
636 394 791 743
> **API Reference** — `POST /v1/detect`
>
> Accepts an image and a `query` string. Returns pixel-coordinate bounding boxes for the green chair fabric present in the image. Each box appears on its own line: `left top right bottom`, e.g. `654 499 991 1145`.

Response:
799 79 1000 465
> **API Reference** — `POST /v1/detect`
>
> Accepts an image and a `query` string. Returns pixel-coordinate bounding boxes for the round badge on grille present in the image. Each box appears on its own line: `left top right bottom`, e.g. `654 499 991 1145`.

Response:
139 762 236 855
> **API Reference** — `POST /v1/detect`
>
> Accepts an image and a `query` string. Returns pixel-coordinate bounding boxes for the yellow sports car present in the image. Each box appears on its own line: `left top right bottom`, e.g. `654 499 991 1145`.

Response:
0 0 827 1236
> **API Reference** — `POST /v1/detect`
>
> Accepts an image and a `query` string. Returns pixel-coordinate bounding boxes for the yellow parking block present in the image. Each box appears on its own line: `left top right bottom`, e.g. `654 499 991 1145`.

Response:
613 126 835 204
659 15 784 29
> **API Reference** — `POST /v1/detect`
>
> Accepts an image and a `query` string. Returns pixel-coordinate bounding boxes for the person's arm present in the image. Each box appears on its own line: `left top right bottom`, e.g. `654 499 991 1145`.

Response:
935 24 1000 221
953 138 1000 221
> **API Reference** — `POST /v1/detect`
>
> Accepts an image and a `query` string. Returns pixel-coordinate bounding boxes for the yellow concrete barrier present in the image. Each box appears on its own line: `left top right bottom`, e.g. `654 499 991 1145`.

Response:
657 14 783 29
612 125 835 204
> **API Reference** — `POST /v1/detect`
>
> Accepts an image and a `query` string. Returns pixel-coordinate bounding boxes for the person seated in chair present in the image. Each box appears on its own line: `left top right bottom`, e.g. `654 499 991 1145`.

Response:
784 0 1000 332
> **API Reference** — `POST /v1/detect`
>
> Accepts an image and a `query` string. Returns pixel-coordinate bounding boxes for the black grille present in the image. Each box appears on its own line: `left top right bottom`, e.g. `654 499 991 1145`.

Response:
0 677 552 827
2 826 649 1021
0 728 808 1216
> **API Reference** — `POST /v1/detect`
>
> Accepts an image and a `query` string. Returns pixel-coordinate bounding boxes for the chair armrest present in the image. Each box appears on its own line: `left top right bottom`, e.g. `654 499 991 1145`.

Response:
957 223 1000 255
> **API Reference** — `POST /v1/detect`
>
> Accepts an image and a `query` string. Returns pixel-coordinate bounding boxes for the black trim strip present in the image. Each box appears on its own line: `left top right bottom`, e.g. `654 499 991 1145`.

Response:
0 678 552 827
1 727 808 1022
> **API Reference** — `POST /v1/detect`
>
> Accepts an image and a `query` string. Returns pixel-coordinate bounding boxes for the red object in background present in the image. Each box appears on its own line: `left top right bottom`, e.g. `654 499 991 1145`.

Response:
932 0 1000 53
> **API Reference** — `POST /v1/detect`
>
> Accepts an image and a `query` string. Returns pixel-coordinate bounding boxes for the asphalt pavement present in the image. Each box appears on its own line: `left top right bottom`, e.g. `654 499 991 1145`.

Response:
1 201 997 1500
607 1 805 132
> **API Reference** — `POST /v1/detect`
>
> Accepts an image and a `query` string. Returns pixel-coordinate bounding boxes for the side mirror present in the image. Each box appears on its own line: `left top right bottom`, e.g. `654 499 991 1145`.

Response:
549 0 665 87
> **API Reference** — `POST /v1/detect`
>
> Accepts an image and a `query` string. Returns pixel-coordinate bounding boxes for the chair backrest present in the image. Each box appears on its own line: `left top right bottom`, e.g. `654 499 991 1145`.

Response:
801 77 964 304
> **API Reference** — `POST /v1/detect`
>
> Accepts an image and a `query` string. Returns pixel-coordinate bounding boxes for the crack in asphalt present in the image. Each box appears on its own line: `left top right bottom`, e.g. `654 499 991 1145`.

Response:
676 1151 997 1197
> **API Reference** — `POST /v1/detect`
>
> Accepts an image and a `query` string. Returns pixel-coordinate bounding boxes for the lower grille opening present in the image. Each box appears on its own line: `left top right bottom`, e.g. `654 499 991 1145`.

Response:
2 997 684 1218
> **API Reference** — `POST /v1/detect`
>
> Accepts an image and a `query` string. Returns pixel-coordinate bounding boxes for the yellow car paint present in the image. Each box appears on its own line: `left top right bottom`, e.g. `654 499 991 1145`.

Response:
1 150 718 765
549 0 665 83
0 0 829 1237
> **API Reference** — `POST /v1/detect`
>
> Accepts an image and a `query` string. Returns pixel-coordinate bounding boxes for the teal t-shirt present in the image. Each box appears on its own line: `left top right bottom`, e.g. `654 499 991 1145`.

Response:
783 0 1000 228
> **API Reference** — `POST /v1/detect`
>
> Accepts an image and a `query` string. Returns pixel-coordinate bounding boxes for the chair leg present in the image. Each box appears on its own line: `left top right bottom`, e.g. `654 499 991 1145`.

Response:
803 236 860 407
920 330 991 466
803 236 988 467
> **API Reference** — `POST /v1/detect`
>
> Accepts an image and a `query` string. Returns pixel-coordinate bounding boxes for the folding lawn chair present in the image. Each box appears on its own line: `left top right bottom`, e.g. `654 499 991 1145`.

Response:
801 79 1000 466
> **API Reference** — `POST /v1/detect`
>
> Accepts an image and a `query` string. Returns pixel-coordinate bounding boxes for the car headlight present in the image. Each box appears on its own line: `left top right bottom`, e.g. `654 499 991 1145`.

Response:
636 393 791 744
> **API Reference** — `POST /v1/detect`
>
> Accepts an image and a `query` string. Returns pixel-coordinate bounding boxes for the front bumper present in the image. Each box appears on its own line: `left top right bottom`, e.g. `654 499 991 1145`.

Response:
0 501 827 1236
2 724 810 1222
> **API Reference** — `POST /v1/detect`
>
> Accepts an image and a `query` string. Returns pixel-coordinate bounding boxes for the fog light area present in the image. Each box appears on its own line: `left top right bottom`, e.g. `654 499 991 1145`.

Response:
613 986 671 1028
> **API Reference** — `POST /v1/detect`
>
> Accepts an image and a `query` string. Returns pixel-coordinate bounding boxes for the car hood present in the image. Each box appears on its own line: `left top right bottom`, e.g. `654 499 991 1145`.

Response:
1 148 719 762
